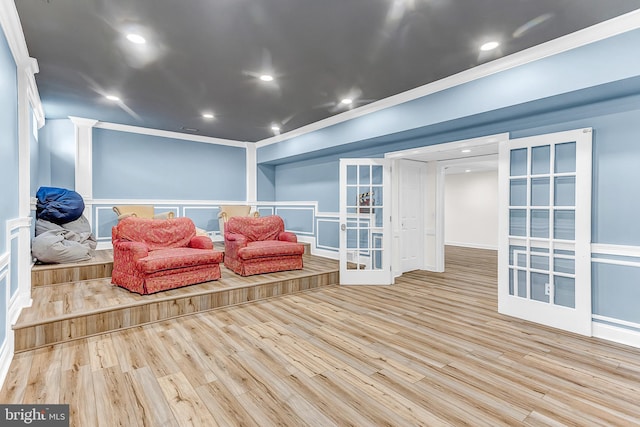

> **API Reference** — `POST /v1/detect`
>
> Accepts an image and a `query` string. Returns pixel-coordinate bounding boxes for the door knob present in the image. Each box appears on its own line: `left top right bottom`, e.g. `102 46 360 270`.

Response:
341 224 346 231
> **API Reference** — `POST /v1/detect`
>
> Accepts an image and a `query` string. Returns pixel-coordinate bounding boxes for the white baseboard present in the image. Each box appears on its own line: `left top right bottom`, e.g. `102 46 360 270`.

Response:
296 236 338 260
309 247 339 260
9 293 31 325
0 333 14 389
445 241 498 250
592 321 640 349
96 241 113 251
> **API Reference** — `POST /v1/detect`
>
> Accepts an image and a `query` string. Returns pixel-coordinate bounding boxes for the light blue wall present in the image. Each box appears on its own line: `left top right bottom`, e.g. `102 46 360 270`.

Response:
37 118 75 190
93 129 247 200
0 26 18 254
510 99 640 246
269 90 640 242
275 158 339 212
257 164 275 201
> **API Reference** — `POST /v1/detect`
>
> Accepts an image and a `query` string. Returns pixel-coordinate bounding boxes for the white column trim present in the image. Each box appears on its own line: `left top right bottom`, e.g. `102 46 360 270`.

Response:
246 143 257 203
70 116 98 213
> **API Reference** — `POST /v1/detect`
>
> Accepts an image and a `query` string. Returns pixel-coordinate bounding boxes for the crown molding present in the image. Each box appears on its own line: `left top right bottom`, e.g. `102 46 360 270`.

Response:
69 116 99 128
256 9 640 148
92 120 248 148
0 0 44 127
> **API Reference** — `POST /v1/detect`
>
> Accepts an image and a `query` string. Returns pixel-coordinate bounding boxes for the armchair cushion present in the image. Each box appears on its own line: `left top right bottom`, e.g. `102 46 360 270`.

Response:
238 240 305 260
137 247 223 274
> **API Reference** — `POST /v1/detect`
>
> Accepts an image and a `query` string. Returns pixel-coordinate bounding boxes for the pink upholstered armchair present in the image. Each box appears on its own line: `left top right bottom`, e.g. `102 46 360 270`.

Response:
112 217 223 294
224 215 305 276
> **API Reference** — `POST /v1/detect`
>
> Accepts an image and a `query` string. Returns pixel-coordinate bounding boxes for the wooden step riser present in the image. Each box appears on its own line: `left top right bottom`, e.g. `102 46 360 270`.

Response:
31 263 114 287
14 271 338 352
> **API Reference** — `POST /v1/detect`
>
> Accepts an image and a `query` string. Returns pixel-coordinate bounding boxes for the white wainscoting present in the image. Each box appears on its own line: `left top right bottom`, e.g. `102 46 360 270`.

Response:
90 200 342 258
591 243 640 348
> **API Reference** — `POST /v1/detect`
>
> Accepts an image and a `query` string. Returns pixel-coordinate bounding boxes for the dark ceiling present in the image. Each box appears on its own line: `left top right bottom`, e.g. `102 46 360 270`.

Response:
15 0 640 142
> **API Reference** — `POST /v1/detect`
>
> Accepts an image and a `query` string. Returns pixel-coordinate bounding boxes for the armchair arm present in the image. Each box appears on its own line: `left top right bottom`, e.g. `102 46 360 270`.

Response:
189 235 213 250
225 232 247 244
278 231 298 243
224 232 248 260
113 240 149 263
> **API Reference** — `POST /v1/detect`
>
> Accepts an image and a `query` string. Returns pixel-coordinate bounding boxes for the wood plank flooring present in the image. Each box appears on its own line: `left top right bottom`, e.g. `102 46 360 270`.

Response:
3 246 640 426
15 253 337 352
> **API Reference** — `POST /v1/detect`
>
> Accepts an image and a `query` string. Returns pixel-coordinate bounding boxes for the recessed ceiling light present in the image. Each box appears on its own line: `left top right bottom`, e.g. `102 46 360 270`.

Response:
105 95 120 101
480 41 500 51
259 75 274 82
461 149 471 153
126 33 146 44
465 169 472 173
271 125 280 132
202 113 215 119
340 98 353 105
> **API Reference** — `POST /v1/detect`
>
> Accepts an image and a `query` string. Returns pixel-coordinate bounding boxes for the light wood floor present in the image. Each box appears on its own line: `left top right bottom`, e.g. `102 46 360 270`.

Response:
3 246 640 426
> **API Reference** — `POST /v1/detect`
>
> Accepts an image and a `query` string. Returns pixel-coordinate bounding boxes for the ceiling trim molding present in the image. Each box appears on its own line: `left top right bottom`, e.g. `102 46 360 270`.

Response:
69 116 99 128
93 120 248 148
385 133 508 160
0 0 45 128
256 9 640 149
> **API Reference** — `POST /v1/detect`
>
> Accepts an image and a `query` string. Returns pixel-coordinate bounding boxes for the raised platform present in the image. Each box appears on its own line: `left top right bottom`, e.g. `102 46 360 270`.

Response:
17 245 336 353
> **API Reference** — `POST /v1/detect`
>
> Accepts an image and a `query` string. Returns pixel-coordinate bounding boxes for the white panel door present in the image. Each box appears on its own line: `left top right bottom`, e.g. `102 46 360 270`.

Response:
339 159 392 285
498 128 592 336
399 160 424 272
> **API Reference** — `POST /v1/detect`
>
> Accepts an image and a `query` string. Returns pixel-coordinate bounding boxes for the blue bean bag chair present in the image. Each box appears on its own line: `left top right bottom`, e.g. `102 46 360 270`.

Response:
36 187 85 225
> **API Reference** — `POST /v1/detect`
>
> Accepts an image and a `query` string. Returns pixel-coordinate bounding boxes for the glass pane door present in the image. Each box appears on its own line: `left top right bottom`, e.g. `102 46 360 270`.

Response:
499 129 592 336
340 159 391 285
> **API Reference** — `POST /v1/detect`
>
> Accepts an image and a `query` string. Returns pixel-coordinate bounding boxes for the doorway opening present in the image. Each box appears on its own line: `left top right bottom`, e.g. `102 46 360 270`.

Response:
385 133 507 276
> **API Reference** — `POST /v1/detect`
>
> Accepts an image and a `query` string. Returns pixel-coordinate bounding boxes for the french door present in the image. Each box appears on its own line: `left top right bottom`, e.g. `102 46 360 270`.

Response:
498 128 592 336
339 159 392 285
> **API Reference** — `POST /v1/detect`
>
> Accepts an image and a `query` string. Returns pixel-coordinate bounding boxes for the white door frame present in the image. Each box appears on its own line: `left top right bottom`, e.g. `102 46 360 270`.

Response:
386 133 508 275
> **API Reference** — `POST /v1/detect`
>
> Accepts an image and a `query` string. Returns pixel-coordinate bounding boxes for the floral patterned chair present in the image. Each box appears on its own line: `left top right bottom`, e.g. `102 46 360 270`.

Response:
112 216 223 294
223 215 305 276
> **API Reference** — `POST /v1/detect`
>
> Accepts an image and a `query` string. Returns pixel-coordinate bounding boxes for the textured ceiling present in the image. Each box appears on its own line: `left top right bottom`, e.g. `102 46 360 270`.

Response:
15 0 640 142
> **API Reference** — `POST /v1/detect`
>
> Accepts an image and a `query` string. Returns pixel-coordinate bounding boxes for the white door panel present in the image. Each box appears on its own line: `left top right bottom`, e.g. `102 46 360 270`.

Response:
399 160 424 272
